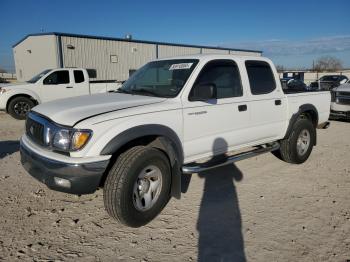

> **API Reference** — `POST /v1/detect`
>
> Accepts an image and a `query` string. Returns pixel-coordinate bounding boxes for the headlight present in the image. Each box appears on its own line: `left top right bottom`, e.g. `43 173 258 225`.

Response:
53 129 72 151
0 87 7 94
50 127 92 152
26 112 93 153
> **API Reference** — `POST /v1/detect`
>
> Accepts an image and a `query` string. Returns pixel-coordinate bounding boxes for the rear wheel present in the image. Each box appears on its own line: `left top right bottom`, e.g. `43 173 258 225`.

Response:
103 146 171 227
8 96 34 120
275 117 315 164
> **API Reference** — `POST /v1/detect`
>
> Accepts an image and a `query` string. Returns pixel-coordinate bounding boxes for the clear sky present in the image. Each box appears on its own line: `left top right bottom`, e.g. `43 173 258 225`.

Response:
1 0 350 72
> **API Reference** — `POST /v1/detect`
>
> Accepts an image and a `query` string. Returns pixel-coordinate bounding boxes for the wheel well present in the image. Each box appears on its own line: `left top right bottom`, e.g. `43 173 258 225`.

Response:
300 110 318 127
99 135 169 187
6 94 38 112
284 105 319 142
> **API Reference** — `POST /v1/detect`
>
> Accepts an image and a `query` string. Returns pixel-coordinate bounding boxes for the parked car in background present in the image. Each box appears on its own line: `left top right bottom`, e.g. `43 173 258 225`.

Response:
282 79 309 92
280 71 305 90
0 77 9 83
310 75 348 90
0 68 121 119
330 80 350 120
20 54 331 227
280 77 294 89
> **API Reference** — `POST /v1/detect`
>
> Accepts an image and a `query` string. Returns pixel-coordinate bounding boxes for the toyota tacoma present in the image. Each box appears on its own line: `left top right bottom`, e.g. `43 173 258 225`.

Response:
20 54 331 227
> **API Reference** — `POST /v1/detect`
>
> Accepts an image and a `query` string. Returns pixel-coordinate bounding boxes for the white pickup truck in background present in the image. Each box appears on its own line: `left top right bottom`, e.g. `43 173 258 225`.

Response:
20 54 331 227
330 79 350 120
0 68 121 119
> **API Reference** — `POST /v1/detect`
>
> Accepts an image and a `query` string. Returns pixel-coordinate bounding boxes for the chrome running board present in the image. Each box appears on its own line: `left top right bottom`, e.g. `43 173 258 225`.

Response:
182 142 280 174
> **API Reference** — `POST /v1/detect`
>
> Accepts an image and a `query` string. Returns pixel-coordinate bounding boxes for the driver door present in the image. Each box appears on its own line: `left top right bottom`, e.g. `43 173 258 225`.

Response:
39 70 75 103
182 59 251 162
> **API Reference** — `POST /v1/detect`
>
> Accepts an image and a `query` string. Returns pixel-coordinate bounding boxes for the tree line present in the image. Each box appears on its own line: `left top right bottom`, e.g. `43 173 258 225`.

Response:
277 56 344 72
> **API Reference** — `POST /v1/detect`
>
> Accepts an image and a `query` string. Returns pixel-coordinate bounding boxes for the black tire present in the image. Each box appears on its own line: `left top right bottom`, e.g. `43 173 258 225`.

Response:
103 146 171 227
275 117 316 164
8 96 34 120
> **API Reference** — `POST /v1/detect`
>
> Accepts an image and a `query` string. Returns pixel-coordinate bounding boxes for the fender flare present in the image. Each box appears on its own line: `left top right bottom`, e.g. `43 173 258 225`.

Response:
6 90 41 110
100 124 184 199
284 104 318 144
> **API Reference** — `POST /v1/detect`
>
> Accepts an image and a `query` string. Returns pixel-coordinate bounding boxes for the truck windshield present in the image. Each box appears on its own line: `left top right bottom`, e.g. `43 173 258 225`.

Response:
118 59 199 98
27 69 52 83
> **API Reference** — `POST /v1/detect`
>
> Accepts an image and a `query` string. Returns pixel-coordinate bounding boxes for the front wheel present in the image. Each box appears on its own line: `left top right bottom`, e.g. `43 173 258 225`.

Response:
276 117 316 164
103 146 171 227
8 96 34 120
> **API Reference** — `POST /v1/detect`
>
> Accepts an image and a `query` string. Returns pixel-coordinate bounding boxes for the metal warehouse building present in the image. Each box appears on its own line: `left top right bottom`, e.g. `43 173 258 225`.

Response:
13 32 262 82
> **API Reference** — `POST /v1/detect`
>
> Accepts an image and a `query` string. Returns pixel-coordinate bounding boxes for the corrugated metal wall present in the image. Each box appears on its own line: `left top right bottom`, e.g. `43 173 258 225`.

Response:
105 41 156 80
229 50 258 56
13 35 59 81
157 45 201 58
62 36 156 80
202 48 229 54
60 36 260 81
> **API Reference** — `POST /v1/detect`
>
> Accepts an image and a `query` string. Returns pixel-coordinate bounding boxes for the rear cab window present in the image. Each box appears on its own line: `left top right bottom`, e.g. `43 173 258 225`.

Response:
74 70 85 83
245 60 276 95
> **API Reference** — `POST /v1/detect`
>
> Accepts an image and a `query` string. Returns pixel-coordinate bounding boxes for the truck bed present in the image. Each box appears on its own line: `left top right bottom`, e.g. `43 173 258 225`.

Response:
286 91 330 125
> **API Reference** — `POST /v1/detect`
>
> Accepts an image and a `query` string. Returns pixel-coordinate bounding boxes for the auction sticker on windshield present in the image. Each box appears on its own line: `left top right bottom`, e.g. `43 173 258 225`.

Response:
169 63 193 70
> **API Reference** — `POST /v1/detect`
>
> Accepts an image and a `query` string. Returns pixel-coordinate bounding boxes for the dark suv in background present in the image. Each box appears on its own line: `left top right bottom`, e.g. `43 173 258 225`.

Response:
310 75 348 90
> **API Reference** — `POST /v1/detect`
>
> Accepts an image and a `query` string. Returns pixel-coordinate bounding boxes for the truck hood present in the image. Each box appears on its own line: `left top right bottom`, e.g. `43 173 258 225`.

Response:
32 93 166 126
333 83 350 92
0 82 34 89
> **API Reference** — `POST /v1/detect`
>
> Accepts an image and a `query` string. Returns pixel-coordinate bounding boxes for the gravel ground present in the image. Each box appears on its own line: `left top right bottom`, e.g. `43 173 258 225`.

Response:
0 111 349 262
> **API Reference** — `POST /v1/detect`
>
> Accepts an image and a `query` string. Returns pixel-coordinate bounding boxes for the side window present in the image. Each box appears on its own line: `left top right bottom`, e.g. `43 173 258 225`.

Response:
245 61 276 95
74 70 85 83
191 60 242 99
87 69 97 78
129 69 137 77
43 70 70 85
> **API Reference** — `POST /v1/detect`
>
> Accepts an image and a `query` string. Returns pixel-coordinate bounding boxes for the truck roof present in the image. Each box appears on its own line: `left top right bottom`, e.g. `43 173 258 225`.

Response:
156 53 270 62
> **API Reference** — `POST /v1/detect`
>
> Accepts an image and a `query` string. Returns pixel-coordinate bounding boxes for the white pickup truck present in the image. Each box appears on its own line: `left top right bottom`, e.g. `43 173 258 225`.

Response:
0 68 120 119
330 80 350 120
20 54 330 227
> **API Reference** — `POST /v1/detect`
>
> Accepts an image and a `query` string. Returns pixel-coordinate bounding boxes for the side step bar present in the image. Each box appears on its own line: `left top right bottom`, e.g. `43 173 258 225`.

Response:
317 121 330 129
182 142 280 174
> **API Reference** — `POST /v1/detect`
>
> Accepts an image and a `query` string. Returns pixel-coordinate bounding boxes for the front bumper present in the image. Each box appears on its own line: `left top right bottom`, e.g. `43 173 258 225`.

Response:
20 139 110 195
330 110 350 120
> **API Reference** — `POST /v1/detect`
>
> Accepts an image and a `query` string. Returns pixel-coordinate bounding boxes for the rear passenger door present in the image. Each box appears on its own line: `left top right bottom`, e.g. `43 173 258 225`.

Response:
182 59 251 162
245 60 287 142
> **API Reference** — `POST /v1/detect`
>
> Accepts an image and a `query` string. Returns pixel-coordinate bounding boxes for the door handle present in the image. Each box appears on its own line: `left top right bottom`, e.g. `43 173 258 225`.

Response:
66 86 73 89
238 104 247 112
275 99 282 105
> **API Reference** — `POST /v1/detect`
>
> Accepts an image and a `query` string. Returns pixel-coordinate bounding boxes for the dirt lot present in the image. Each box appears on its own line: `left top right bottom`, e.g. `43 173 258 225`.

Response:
0 111 349 262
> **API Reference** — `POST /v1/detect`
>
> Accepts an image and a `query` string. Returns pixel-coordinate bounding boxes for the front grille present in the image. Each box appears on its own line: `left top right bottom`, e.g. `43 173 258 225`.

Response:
337 91 350 97
337 98 350 105
26 117 45 145
335 91 350 105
